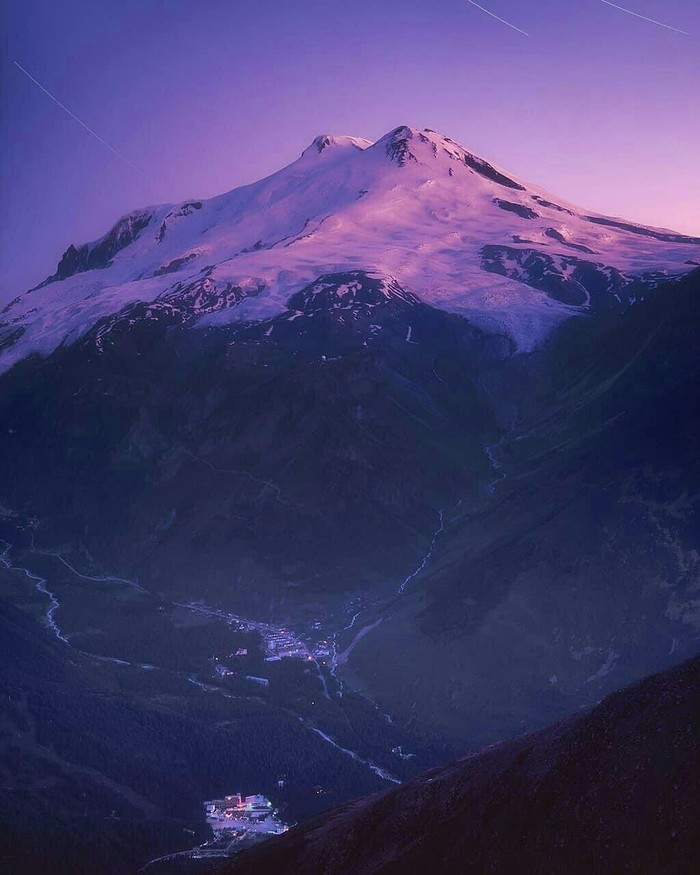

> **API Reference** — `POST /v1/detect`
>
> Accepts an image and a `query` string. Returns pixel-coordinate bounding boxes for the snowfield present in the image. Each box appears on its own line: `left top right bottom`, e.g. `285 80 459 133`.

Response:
2 125 698 369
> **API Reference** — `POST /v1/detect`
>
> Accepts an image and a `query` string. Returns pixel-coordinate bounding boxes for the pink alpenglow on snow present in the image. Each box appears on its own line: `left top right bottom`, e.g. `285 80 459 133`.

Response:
1 125 698 371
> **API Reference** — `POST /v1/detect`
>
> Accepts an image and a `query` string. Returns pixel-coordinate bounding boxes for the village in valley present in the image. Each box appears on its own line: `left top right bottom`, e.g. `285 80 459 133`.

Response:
200 792 289 852
180 601 333 676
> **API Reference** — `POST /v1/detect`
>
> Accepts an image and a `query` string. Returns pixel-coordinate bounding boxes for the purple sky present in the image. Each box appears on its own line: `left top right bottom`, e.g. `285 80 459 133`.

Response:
2 0 698 302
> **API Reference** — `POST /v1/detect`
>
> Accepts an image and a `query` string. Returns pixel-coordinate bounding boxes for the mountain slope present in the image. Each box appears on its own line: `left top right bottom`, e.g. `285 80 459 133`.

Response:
0 599 208 874
343 267 700 745
0 271 506 614
2 126 698 370
222 653 700 875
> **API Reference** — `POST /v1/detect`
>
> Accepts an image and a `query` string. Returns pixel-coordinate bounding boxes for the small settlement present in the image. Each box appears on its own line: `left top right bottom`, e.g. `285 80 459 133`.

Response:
204 792 289 838
143 792 289 868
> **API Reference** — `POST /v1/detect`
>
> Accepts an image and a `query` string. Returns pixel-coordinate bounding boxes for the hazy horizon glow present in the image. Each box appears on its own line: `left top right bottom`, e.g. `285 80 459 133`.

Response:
2 0 698 301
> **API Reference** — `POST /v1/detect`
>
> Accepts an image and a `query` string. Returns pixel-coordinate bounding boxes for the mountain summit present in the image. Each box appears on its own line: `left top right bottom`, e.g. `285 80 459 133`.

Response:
1 125 698 370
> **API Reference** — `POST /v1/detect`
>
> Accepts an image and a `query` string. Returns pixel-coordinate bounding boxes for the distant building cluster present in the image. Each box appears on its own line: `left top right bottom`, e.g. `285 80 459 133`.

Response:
263 629 312 661
207 793 272 817
205 792 289 839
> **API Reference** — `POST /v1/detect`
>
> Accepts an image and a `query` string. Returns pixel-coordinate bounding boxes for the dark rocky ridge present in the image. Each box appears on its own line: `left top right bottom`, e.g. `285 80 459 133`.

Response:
480 243 670 307
381 126 526 190
585 214 700 245
493 198 539 219
222 653 700 875
38 209 155 286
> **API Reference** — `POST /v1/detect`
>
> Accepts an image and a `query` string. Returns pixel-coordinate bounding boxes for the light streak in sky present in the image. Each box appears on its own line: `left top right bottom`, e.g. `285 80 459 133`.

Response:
13 61 152 181
465 1 529 37
598 1 689 35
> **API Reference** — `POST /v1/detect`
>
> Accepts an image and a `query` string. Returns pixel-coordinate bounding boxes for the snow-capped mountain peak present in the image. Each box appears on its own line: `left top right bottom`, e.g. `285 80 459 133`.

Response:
1 125 698 371
301 134 373 159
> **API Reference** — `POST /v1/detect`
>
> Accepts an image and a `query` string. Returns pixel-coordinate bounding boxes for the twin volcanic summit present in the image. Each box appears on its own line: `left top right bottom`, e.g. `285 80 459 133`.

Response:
1 124 698 367
1 125 699 873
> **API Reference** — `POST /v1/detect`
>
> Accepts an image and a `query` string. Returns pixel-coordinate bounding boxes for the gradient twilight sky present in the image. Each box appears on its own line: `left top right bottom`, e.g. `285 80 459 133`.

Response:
1 0 698 302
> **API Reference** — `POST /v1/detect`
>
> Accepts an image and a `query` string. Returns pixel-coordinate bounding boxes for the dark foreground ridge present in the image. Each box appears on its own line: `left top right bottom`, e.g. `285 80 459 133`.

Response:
222 653 700 875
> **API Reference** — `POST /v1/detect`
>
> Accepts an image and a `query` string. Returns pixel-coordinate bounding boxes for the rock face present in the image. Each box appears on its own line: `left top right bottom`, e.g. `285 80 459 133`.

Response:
222 653 700 875
41 209 155 284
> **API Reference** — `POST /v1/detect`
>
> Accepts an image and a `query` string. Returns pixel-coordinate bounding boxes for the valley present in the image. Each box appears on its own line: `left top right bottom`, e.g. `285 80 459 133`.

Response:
0 508 453 871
